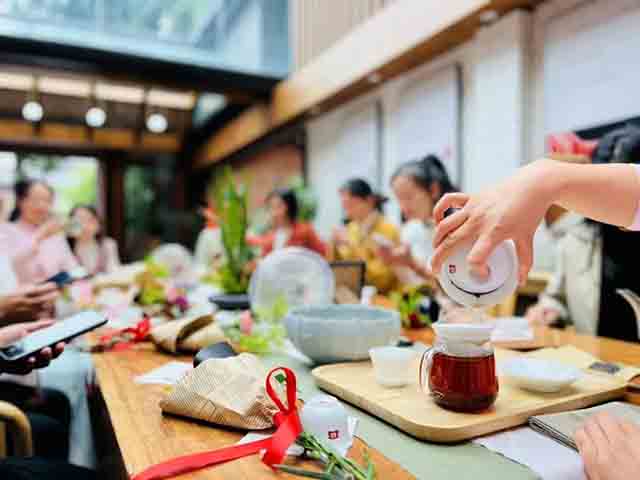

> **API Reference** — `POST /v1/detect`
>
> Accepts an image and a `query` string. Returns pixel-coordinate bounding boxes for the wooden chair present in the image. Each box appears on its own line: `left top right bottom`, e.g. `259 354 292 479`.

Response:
0 401 33 458
330 261 366 300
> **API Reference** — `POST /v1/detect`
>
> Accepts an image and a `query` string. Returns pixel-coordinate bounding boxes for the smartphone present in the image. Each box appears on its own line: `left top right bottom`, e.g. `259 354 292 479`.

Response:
371 233 394 248
0 311 107 363
44 271 73 288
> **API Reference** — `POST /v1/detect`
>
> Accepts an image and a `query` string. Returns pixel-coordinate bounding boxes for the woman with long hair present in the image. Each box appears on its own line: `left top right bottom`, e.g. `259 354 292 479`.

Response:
330 178 399 294
251 188 327 257
380 154 457 283
67 205 120 276
0 180 78 284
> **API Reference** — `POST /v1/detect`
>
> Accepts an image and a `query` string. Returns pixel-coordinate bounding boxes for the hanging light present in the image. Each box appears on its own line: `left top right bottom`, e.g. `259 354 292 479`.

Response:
85 106 107 128
22 100 43 122
146 112 168 133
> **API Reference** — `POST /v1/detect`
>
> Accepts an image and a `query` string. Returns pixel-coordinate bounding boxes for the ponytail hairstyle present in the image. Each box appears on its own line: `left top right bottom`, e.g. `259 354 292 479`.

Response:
391 154 457 200
10 179 54 222
340 178 388 213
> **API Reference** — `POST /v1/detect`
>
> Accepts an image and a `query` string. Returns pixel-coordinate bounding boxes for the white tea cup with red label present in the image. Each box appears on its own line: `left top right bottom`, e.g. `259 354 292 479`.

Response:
300 394 352 453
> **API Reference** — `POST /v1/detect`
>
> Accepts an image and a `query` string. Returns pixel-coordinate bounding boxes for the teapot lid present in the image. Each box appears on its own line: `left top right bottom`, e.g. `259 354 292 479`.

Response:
433 323 494 344
437 240 519 307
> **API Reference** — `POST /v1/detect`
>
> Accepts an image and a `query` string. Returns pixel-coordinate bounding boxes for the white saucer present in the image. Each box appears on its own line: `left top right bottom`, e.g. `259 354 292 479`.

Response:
501 358 582 393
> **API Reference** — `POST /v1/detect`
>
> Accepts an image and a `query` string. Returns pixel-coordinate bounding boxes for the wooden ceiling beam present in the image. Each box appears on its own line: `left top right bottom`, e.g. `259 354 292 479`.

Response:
194 0 544 168
0 119 180 154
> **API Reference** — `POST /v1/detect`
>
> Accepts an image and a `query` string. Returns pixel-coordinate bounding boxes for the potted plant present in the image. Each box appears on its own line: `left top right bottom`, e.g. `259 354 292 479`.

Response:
392 285 433 329
206 168 255 308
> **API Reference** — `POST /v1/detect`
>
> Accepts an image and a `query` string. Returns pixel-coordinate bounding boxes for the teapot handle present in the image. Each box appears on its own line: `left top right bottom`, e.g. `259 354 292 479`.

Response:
419 346 439 394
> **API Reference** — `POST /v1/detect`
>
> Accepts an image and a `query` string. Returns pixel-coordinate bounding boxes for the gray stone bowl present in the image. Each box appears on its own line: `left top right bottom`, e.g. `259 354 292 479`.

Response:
284 304 401 364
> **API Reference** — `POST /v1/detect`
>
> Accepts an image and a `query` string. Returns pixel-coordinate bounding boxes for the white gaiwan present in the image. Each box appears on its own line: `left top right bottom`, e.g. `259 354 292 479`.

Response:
284 304 401 364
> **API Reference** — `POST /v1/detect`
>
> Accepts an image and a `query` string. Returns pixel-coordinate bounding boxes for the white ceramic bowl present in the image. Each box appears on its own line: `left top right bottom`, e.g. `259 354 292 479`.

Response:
501 358 582 393
284 305 401 364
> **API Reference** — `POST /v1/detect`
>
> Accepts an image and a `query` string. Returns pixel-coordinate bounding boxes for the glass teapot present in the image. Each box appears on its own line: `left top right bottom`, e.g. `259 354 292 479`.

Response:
419 322 498 412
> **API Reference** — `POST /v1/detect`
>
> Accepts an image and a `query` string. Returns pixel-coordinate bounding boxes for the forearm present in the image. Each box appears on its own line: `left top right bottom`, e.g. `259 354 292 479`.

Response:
538 159 640 228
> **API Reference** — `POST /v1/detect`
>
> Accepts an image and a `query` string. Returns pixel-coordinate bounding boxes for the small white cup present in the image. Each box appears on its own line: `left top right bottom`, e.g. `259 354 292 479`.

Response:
369 346 416 388
300 395 352 452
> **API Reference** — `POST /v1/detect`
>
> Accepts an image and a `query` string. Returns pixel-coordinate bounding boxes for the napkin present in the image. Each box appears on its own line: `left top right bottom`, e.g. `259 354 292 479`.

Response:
149 313 213 353
475 427 586 480
135 362 193 385
179 323 226 352
160 353 279 430
491 316 534 342
529 401 640 450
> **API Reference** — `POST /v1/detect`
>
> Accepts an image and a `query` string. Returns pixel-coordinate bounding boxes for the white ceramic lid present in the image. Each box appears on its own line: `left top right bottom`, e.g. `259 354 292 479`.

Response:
433 323 495 344
438 240 519 307
249 247 335 312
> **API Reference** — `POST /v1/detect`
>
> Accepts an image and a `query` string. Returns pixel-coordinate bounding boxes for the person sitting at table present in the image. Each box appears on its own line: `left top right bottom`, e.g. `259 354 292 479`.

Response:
329 178 399 294
0 180 78 285
251 188 327 258
378 155 456 285
0 281 71 461
67 205 120 276
525 126 640 341
430 134 640 480
194 204 224 271
0 317 95 479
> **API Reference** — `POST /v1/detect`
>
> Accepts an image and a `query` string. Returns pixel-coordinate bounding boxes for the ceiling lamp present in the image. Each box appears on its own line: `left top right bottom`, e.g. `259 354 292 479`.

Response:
22 101 43 122
85 106 107 128
146 112 168 133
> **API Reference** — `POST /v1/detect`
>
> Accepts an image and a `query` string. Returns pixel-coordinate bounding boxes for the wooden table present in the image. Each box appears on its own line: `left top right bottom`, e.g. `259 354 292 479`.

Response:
92 343 411 480
92 327 640 479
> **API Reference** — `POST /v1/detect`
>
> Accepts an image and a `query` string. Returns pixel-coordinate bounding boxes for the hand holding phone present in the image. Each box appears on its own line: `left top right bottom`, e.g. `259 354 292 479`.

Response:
0 319 65 375
0 311 106 367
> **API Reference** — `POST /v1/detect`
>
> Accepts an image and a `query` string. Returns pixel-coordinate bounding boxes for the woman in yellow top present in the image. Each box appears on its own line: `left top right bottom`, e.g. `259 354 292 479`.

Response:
330 178 400 294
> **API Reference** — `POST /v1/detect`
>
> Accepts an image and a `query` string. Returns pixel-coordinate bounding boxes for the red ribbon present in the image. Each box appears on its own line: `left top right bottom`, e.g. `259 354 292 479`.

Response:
131 367 303 480
99 316 152 351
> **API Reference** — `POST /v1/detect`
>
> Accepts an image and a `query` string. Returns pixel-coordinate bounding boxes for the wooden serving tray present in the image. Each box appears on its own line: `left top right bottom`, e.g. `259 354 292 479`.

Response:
312 348 626 443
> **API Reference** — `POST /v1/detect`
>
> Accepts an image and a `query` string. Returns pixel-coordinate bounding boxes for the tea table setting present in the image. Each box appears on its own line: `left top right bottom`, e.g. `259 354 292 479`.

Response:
75 243 640 480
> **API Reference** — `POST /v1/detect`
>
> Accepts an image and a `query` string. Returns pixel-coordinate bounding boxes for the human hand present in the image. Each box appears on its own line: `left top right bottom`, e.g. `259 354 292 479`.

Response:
378 244 413 268
0 283 59 323
525 304 561 326
332 227 348 246
0 319 65 375
431 160 555 285
575 412 640 480
36 218 65 243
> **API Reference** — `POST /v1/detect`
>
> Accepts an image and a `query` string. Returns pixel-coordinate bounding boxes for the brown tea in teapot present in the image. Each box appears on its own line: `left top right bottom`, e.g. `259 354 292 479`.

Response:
428 351 498 412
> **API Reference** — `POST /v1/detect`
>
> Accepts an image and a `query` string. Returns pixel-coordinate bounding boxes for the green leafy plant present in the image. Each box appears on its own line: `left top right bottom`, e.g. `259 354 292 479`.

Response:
134 258 170 306
276 432 376 479
253 294 289 323
211 167 254 294
288 175 318 223
392 285 432 329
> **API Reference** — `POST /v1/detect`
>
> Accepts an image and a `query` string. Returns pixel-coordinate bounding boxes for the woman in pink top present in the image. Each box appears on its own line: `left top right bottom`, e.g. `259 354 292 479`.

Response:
0 180 78 285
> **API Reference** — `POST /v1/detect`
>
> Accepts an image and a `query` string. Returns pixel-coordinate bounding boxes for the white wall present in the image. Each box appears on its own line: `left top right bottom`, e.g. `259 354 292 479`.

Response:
307 95 380 237
307 3 640 272
462 10 532 193
531 0 640 157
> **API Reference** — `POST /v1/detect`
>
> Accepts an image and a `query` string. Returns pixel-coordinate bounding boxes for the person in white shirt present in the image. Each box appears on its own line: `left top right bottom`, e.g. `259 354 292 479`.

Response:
379 154 457 285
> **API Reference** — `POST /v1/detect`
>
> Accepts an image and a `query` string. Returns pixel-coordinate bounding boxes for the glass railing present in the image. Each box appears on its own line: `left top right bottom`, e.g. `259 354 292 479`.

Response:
0 0 290 77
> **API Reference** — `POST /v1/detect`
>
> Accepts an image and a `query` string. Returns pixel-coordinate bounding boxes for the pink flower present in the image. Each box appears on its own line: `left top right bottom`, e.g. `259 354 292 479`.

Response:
239 311 253 335
165 284 180 303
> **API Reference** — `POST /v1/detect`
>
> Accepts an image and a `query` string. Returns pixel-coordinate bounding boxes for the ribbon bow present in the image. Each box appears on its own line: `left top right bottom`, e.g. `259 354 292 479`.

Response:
131 367 303 480
96 315 151 352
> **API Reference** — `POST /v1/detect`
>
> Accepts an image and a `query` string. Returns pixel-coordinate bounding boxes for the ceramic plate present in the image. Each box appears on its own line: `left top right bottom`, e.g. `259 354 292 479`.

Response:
501 358 582 393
